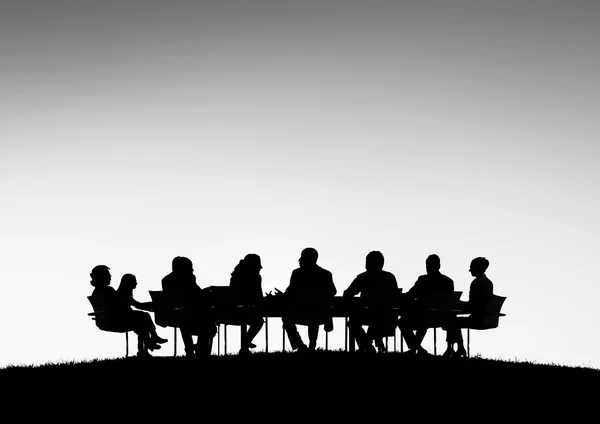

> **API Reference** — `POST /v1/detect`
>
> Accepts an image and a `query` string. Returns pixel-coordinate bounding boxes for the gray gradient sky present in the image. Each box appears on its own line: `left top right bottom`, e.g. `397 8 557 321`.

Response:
2 0 599 368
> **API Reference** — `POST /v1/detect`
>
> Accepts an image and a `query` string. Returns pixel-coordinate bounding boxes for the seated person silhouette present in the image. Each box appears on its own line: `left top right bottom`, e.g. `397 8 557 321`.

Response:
90 265 117 310
114 273 168 356
161 256 216 358
344 251 399 354
89 265 167 357
229 253 265 354
282 247 337 351
443 257 494 358
397 254 454 356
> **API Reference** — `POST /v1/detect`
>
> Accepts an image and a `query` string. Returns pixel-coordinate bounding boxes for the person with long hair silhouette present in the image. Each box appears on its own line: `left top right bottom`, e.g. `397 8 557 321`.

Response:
443 257 494 357
230 253 265 354
161 256 216 358
397 254 454 356
115 273 168 356
282 247 337 351
344 251 399 353
89 266 167 357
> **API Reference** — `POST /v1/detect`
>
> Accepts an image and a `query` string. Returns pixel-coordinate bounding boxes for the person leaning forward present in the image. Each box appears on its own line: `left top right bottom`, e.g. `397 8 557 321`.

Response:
282 247 337 351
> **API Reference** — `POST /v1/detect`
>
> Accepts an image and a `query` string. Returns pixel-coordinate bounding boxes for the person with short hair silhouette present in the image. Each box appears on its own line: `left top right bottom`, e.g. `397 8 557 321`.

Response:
344 251 399 353
90 265 116 306
114 273 168 356
443 257 494 357
229 253 265 354
398 254 454 356
282 248 337 351
161 256 216 358
89 265 167 357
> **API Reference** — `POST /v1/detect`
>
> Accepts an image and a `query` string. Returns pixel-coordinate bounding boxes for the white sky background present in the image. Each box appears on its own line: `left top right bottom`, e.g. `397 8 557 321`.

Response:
1 0 599 368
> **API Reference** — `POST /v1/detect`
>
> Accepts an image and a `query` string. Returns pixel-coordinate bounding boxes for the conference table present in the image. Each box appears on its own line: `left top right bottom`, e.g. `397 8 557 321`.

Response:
150 288 467 356
212 295 372 355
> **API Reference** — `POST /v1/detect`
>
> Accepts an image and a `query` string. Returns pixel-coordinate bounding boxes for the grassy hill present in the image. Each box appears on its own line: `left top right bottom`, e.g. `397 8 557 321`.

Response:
1 350 597 418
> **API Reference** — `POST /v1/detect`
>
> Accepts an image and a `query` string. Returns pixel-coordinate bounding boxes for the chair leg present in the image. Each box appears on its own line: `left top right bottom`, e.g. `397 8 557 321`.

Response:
467 328 470 357
400 329 404 353
171 327 175 357
344 317 348 352
241 324 248 351
217 325 221 356
282 325 286 352
434 328 437 356
126 332 129 357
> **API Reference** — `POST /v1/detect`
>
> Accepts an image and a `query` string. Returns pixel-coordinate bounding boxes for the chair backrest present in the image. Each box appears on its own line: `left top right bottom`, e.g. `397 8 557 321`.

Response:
88 296 130 332
149 290 184 328
88 295 105 313
480 295 506 329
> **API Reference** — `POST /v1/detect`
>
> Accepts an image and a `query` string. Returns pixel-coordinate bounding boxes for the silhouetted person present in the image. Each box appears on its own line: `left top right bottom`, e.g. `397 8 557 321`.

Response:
282 248 337 351
444 257 494 357
344 251 399 353
90 264 116 307
89 265 167 357
398 254 454 356
161 256 216 358
230 253 265 353
115 274 168 356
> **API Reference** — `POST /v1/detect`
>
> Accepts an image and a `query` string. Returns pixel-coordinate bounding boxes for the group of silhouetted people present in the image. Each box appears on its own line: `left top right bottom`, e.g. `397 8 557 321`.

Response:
89 247 494 359
90 266 168 357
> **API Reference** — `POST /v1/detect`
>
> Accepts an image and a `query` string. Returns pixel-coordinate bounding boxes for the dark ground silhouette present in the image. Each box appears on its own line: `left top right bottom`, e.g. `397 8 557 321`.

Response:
1 351 597 419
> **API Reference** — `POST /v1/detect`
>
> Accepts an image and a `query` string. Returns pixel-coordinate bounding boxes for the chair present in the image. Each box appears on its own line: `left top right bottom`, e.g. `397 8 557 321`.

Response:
461 294 507 357
87 296 133 357
283 286 334 351
205 286 266 355
205 286 243 355
346 287 403 353
426 291 462 355
148 290 183 356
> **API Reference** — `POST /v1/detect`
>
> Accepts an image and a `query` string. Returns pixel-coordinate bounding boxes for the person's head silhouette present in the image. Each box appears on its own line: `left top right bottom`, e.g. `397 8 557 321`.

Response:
118 273 138 294
90 265 111 287
298 247 318 268
365 251 384 272
425 254 441 275
243 253 262 274
469 257 489 277
172 256 194 274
